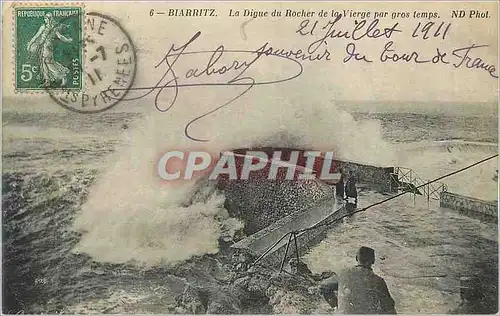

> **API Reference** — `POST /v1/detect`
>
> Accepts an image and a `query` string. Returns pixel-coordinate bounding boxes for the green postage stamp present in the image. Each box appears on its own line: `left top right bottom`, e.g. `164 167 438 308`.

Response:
14 6 83 91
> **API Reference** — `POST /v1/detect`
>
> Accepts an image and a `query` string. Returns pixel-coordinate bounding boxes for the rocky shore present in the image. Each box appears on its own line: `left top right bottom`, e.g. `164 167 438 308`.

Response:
3 170 337 314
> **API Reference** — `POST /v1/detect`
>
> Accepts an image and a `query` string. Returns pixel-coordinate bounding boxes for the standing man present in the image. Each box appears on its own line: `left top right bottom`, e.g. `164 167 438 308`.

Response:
345 174 358 204
338 246 396 314
335 172 345 201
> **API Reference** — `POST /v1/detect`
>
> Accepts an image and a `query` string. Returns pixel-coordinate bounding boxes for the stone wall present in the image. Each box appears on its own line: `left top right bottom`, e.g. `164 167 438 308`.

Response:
231 199 352 266
217 147 397 236
221 148 397 193
218 148 334 235
231 198 337 255
261 205 352 266
221 179 332 235
440 191 498 223
333 159 397 193
186 174 333 236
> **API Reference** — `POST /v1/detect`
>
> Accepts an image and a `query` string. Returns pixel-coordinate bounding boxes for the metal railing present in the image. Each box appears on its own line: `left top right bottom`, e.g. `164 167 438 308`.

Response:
390 167 448 206
251 154 497 272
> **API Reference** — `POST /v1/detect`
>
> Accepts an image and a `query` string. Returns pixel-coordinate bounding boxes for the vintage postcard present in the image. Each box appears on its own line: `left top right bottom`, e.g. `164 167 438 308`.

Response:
2 1 498 314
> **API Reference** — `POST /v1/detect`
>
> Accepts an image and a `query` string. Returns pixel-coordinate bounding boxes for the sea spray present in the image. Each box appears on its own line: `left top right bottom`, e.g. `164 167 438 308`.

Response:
394 141 498 200
73 81 395 266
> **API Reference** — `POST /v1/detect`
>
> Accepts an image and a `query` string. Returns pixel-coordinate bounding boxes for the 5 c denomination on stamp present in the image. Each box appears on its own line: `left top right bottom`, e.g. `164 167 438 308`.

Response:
48 12 137 113
15 6 83 91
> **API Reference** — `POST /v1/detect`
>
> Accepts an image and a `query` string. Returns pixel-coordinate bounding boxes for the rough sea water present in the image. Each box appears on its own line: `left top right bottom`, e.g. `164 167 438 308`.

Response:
2 97 498 313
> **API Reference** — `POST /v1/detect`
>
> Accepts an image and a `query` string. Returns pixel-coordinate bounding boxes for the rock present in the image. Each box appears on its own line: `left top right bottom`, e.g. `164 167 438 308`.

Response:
167 251 336 314
269 288 334 314
247 272 273 293
161 193 336 314
206 302 235 314
206 292 241 314
175 285 207 314
174 306 190 314
318 275 339 309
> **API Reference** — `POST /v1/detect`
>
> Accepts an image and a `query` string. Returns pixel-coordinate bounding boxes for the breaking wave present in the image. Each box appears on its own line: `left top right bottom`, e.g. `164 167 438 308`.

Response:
73 83 395 266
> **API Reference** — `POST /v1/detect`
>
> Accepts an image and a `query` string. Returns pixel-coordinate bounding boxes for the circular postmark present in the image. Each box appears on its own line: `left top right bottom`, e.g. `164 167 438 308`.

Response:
48 12 137 113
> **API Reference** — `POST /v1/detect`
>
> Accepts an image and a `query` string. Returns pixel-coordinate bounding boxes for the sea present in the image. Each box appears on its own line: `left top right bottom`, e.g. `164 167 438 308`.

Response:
2 100 498 313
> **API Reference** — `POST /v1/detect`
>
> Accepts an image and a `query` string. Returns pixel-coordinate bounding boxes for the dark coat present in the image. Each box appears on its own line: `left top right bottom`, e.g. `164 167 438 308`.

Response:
338 266 396 314
345 178 357 198
336 177 345 197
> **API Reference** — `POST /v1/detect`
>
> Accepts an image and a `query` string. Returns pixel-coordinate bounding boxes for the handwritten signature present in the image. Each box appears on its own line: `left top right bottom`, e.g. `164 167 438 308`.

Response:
114 31 304 142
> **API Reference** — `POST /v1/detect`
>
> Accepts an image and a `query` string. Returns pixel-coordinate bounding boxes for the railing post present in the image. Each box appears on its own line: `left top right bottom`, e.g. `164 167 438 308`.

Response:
427 184 430 209
293 232 300 264
280 233 294 273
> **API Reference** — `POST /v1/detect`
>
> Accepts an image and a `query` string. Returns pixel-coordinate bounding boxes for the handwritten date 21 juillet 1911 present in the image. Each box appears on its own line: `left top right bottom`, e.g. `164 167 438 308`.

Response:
297 16 497 78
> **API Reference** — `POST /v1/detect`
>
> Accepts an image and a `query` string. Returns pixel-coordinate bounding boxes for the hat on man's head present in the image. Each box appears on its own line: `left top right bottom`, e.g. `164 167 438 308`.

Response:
356 246 375 264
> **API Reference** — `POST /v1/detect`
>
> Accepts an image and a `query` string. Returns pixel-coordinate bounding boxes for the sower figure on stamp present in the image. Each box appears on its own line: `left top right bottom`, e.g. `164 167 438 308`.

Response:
27 12 72 87
338 246 396 314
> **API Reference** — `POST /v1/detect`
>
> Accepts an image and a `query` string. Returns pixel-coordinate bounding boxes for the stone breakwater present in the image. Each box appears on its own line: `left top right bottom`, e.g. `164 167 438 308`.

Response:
212 146 397 235
440 191 498 223
187 176 333 236
219 177 332 235
333 160 397 192
214 146 395 235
